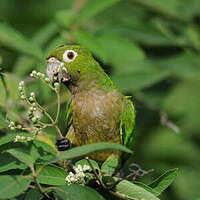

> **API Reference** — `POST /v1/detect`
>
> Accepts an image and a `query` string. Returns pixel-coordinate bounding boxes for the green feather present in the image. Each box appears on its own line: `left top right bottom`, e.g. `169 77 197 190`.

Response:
47 45 136 162
121 97 136 150
65 98 72 133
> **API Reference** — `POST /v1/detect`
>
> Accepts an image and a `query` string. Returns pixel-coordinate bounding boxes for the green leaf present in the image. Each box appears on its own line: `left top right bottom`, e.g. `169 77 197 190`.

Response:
75 159 100 170
54 185 105 200
47 142 132 163
0 23 43 60
101 154 119 175
74 31 145 71
0 111 7 129
33 140 57 162
142 127 200 165
76 0 120 25
112 60 170 92
97 32 145 71
149 168 178 196
115 180 160 200
73 30 108 61
13 22 58 76
173 166 200 200
0 175 31 199
5 139 57 167
0 73 20 107
6 144 37 167
163 79 200 132
134 182 157 196
36 164 67 186
136 0 199 21
0 152 27 172
25 189 42 200
0 132 30 147
157 52 200 80
55 10 75 29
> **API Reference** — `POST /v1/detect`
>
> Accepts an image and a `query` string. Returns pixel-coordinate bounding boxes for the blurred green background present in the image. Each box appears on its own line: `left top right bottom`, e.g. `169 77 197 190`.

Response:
0 0 200 200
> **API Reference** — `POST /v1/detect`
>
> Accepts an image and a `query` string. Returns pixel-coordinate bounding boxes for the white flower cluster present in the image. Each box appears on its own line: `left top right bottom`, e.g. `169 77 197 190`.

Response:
65 164 91 185
8 121 23 131
30 70 50 84
31 70 44 79
30 70 60 92
14 135 34 143
18 81 26 100
53 82 60 92
25 92 43 124
8 121 16 130
29 92 36 102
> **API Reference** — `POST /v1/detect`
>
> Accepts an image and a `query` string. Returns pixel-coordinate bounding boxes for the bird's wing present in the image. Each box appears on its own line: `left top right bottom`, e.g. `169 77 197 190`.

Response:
120 97 136 149
65 97 73 134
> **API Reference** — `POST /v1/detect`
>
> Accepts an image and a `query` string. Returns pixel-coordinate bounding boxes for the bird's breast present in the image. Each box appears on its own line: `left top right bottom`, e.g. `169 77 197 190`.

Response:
72 89 123 143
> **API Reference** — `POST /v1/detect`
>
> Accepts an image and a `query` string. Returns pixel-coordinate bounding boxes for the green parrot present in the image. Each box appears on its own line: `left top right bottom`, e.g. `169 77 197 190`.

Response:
46 45 135 163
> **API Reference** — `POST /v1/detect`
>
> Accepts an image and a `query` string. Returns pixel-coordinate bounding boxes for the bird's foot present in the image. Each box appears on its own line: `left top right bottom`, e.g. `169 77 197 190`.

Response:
56 137 71 151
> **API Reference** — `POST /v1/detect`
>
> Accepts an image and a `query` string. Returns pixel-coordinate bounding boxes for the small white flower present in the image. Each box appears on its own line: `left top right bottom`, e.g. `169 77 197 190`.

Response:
36 72 45 79
83 165 91 171
30 70 37 77
27 137 33 141
8 121 15 127
20 95 26 100
18 86 23 91
29 97 34 102
19 81 24 86
31 117 37 123
65 165 89 185
33 110 42 119
16 124 22 129
21 136 25 140
30 92 35 97
54 82 59 88
14 135 34 143
29 107 34 111
37 72 42 77
54 82 60 92
31 103 36 107
74 165 83 173
77 171 85 178
44 77 50 83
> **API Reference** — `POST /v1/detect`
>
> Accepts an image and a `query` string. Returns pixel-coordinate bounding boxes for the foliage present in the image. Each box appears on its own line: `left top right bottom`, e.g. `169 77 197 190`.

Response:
0 0 199 199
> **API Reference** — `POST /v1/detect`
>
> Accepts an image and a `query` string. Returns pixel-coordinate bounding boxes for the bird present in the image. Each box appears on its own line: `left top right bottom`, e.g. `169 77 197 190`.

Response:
46 45 135 163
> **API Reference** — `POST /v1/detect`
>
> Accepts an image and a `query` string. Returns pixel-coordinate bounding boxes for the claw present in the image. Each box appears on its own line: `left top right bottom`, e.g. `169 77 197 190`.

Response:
56 137 71 151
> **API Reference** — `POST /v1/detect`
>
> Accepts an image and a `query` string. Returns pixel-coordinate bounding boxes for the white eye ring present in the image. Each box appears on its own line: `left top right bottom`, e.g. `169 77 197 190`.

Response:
63 50 78 63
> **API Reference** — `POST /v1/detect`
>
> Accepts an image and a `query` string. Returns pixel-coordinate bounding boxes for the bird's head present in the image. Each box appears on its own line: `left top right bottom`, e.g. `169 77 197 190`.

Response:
46 45 97 84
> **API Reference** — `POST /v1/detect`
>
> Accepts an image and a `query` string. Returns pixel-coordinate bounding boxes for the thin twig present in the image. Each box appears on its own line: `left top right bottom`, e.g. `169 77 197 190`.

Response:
34 99 63 137
72 0 88 14
85 157 106 189
135 92 180 133
160 111 180 133
30 165 50 199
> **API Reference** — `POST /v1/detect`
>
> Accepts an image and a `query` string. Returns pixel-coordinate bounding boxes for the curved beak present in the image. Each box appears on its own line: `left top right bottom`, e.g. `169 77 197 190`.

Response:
46 58 70 82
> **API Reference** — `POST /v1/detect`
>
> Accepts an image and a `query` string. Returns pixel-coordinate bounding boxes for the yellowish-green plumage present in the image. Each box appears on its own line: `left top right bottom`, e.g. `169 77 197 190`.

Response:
46 45 135 162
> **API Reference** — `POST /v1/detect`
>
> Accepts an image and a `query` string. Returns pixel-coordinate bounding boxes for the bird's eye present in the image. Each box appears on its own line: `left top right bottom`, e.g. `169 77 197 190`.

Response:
63 50 78 63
